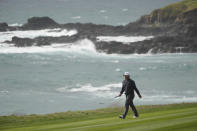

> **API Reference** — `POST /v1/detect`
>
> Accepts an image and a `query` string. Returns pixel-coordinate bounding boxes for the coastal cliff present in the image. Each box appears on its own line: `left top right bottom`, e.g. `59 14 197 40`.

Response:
0 0 196 54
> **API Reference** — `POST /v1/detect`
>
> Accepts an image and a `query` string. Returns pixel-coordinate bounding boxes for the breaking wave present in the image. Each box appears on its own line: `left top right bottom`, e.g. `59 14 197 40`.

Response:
0 39 96 54
56 83 122 97
0 29 153 56
96 36 154 44
0 28 77 43
0 27 155 56
0 32 174 58
55 82 197 103
122 8 128 12
8 23 23 27
99 10 107 13
69 83 121 92
142 95 197 104
71 16 81 19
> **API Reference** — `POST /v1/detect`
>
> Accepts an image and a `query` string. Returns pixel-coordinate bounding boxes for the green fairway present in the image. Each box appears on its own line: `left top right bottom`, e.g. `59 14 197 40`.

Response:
0 103 197 131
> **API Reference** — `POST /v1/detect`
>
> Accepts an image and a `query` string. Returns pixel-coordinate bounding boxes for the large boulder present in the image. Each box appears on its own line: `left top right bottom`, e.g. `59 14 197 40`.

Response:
12 37 35 47
11 36 52 47
22 17 59 30
62 23 119 36
0 22 8 31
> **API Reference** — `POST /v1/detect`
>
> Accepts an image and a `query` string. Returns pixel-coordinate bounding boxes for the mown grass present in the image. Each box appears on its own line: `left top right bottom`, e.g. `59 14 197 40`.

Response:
0 103 197 131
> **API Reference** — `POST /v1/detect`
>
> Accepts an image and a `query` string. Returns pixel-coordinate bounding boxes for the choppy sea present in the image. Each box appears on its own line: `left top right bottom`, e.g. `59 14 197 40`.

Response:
1 0 195 116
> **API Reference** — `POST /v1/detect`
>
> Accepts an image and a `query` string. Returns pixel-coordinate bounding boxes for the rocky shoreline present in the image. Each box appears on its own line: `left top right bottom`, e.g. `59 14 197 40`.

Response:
0 6 196 54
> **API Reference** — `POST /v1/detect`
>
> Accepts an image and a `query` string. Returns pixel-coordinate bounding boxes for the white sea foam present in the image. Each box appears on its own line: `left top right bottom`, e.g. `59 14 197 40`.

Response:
0 28 77 43
0 39 96 54
0 90 9 94
71 16 81 19
0 34 162 59
0 37 154 57
115 68 121 72
185 90 196 94
69 83 121 92
0 29 155 56
122 8 128 12
147 48 154 54
8 23 23 27
99 10 107 13
70 84 110 92
56 87 67 93
66 39 97 54
112 60 119 63
142 95 197 103
96 36 154 44
139 66 157 71
103 16 109 19
139 67 146 71
117 22 127 26
56 83 197 102
56 83 122 97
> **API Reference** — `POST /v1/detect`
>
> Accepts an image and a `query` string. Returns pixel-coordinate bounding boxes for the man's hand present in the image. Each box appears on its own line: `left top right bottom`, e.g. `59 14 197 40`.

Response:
139 94 142 99
115 93 122 98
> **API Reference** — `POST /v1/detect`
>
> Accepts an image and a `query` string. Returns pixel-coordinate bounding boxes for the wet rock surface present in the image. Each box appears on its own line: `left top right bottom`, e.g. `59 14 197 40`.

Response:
1 8 196 54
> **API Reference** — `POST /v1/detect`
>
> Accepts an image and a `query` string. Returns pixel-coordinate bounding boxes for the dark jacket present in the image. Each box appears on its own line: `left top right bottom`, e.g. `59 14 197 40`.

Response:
120 78 141 96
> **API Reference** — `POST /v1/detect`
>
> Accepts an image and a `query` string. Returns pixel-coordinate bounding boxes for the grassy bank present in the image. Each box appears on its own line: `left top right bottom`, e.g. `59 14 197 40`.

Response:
161 0 197 13
148 0 197 23
159 0 197 16
0 103 197 131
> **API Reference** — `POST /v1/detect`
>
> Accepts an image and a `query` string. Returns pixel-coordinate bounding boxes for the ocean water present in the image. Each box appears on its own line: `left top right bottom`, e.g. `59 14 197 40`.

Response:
0 0 196 116
0 0 181 25
0 37 197 115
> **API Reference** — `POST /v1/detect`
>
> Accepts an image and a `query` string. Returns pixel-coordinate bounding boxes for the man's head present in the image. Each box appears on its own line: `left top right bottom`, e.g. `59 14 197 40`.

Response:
123 72 130 80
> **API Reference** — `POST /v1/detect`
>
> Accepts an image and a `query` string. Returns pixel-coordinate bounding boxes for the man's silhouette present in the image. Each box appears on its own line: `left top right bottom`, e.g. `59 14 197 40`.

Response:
118 72 142 119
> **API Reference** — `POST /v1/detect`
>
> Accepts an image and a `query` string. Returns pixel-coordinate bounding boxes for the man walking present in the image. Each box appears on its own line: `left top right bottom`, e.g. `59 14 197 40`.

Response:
118 72 142 119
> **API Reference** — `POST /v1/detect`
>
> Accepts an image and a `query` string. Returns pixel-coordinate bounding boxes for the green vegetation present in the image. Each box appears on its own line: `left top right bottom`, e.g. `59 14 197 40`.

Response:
177 0 197 12
0 103 197 131
151 0 197 21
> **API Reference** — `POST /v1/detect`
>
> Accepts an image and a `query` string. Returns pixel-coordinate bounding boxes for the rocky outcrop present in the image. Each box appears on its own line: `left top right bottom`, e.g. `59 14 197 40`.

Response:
22 17 59 30
1 17 59 32
4 11 197 54
175 9 197 24
0 23 8 31
9 34 82 47
95 36 197 54
1 0 197 54
175 9 197 37
137 9 178 25
62 23 128 37
136 2 189 25
11 37 35 47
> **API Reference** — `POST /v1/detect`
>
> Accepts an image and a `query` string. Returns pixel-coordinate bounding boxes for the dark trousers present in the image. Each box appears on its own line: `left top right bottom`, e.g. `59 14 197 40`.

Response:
123 94 138 118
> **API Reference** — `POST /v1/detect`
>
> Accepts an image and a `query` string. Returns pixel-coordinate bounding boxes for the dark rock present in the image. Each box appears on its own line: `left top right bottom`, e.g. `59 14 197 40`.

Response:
176 9 197 24
12 37 35 47
36 40 51 46
32 34 81 46
6 10 196 54
0 22 8 31
62 23 122 36
22 17 59 30
95 35 197 54
3 0 197 54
